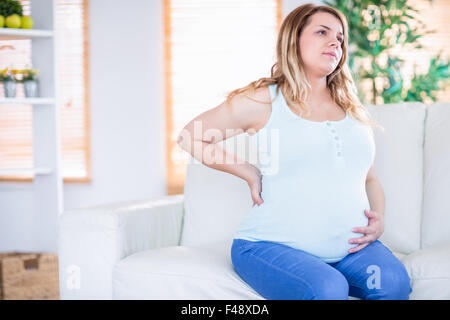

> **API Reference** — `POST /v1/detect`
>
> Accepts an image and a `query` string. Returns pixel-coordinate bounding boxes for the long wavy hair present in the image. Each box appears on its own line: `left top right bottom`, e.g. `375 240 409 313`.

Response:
224 3 384 132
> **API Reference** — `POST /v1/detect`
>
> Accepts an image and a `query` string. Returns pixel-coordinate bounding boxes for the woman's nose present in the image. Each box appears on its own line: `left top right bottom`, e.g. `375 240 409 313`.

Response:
329 39 339 47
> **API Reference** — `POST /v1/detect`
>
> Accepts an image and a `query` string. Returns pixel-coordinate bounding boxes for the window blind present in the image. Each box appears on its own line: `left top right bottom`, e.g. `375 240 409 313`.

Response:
0 0 90 182
0 0 33 180
165 0 282 195
55 0 90 181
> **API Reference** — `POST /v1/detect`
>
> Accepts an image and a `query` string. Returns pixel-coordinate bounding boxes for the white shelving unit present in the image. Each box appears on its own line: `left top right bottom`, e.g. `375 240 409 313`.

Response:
0 0 63 253
0 28 54 40
0 97 56 104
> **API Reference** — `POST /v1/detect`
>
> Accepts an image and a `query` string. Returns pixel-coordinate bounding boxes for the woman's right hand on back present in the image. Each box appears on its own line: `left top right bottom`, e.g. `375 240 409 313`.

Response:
246 164 264 207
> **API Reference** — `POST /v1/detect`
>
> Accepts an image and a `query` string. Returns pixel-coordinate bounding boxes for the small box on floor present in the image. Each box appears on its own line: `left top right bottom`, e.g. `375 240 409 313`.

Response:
0 252 59 300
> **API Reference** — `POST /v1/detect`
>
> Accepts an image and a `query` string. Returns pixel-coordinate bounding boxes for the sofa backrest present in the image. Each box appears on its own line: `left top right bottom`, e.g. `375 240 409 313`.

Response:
365 103 426 254
179 133 255 247
421 102 450 249
180 103 427 255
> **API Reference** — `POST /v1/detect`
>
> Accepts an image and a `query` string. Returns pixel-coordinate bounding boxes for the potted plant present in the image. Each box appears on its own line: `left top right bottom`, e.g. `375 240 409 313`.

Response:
19 68 39 97
0 68 17 98
0 0 23 28
324 0 449 104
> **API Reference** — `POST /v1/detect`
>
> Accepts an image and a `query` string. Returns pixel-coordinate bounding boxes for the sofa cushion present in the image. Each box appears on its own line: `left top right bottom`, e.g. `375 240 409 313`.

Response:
112 240 264 299
401 242 450 299
365 103 426 254
112 240 409 300
421 102 450 249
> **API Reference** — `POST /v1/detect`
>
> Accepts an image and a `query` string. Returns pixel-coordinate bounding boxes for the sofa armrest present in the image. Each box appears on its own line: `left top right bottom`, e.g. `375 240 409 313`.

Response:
402 242 450 299
58 195 184 300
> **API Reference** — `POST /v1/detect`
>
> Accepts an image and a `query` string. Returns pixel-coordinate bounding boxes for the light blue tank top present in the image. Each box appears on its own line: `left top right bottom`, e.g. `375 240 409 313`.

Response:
233 83 376 263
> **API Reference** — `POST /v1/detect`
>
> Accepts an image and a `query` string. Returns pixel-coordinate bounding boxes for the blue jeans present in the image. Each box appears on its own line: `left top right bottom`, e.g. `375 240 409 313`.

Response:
231 238 412 300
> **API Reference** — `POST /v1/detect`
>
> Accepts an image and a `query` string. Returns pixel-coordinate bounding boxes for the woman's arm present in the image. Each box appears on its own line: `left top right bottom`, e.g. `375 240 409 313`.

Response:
348 165 385 253
177 87 272 206
365 177 385 220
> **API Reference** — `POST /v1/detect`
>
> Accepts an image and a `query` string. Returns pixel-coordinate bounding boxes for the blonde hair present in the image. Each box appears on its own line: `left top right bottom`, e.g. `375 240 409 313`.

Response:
225 3 384 132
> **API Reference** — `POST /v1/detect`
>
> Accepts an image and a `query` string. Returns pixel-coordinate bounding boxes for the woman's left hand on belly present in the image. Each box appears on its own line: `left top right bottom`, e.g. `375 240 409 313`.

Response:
348 209 384 254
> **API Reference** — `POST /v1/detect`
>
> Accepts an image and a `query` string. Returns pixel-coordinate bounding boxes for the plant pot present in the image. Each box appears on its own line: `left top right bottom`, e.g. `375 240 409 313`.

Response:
23 80 39 98
3 80 17 98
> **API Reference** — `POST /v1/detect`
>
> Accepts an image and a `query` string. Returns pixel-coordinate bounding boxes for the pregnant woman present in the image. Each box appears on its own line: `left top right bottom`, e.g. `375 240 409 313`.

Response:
177 3 412 300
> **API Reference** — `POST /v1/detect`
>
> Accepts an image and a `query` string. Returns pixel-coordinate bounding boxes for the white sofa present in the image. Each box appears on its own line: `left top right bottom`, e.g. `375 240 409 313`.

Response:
58 102 450 300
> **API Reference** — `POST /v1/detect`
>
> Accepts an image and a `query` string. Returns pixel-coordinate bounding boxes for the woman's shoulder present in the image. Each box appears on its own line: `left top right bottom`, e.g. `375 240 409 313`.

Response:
240 85 274 134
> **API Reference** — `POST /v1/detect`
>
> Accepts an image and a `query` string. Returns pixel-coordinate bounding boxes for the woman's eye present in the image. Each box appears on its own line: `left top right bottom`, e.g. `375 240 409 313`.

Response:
319 30 343 43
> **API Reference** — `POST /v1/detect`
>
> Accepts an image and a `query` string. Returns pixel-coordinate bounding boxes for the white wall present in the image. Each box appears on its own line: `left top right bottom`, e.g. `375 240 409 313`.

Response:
0 0 321 252
63 0 167 209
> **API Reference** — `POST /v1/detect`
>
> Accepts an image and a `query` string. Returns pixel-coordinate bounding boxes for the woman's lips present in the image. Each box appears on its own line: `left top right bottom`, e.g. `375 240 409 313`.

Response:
323 53 337 60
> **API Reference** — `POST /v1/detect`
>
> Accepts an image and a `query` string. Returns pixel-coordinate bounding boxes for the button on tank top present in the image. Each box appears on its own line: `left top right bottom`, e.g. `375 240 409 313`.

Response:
233 83 376 263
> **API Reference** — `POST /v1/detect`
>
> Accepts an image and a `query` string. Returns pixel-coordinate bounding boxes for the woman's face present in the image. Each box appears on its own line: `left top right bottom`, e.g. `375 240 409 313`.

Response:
299 12 344 78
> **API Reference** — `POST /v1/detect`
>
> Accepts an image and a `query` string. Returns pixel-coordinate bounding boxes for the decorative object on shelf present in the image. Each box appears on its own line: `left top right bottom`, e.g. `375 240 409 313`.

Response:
0 67 17 98
18 68 39 97
0 252 60 300
5 13 20 28
20 15 32 29
0 0 23 17
0 0 33 29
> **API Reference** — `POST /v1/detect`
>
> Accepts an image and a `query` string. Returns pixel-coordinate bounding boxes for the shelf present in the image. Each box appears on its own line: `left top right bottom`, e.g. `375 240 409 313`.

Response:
0 28 54 40
1 1 64 253
0 97 55 104
0 168 53 175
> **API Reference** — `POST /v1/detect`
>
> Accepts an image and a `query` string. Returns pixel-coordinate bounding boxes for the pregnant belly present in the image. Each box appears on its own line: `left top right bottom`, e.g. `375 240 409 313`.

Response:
288 212 368 263
257 193 370 263
270 176 371 261
237 176 371 263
